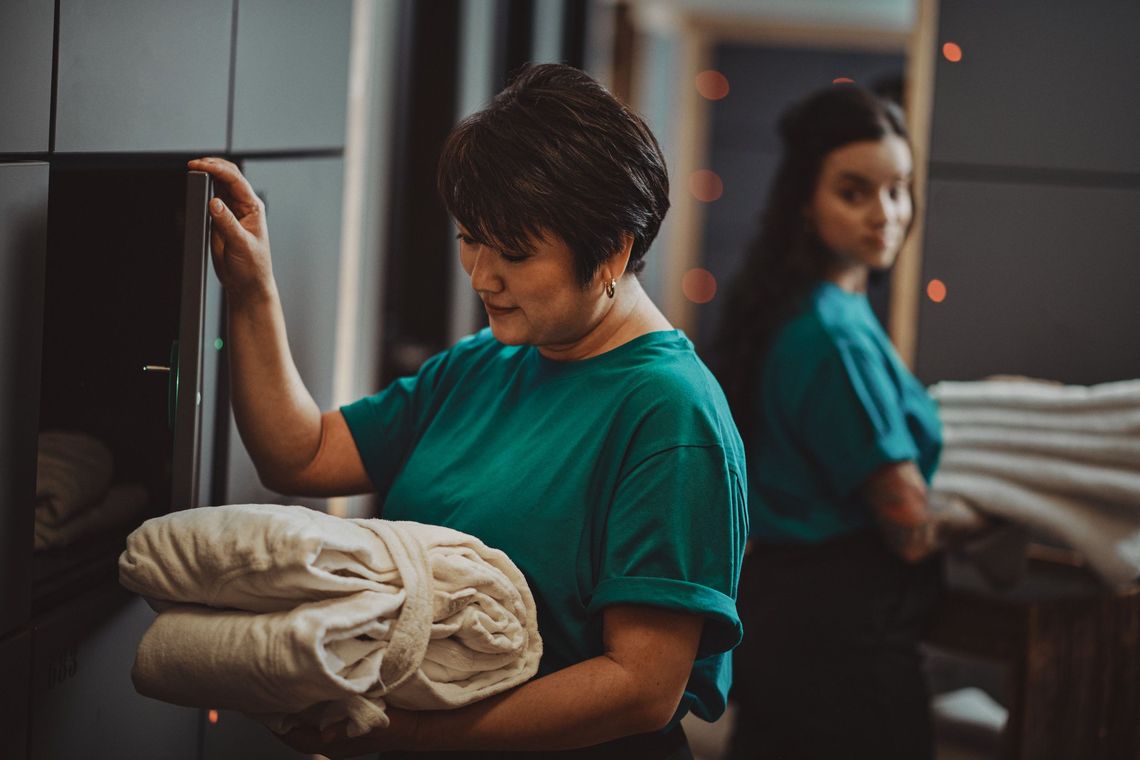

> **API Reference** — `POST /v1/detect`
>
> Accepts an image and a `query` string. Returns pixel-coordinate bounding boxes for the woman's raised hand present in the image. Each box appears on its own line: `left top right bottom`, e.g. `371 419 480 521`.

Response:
187 157 273 298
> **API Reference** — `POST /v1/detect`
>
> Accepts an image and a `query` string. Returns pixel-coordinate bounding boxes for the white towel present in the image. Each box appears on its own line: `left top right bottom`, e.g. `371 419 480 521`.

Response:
122 505 541 737
120 504 405 611
931 379 1140 412
933 471 1140 589
36 430 114 525
939 449 1140 512
938 406 1140 435
35 483 148 551
941 427 1140 473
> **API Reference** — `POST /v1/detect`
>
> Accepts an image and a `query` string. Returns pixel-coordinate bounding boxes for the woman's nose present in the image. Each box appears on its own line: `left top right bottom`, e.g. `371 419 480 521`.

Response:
467 247 502 293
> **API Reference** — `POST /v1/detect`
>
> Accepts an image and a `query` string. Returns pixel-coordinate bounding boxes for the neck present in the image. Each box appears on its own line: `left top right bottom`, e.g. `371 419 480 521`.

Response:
825 263 869 293
538 277 673 361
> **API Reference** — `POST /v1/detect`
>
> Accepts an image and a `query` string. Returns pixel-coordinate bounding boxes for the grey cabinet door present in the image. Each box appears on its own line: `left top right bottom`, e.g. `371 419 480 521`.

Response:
0 0 54 152
0 163 48 637
230 0 352 152
917 178 1140 385
931 0 1140 174
223 157 344 508
28 585 199 760
55 0 233 153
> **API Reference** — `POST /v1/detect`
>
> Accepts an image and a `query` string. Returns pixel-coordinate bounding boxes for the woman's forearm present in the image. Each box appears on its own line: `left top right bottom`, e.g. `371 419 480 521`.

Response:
405 653 675 752
226 281 324 491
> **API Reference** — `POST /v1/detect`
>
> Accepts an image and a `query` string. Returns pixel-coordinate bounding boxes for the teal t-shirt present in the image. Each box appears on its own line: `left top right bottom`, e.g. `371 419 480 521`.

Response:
749 282 942 544
340 328 748 722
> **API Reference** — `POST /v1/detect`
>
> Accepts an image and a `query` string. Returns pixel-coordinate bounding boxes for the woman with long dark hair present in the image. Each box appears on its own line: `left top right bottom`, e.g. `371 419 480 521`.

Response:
715 85 985 759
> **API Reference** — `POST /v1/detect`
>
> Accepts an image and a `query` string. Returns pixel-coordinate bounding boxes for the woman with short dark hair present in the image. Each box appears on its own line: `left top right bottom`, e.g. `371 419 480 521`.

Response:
714 85 985 759
189 63 747 759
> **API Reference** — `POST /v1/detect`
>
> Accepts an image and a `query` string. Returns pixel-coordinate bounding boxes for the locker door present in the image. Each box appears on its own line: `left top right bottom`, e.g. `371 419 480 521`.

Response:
54 0 232 152
0 629 32 760
29 585 200 760
0 1 54 152
0 162 48 637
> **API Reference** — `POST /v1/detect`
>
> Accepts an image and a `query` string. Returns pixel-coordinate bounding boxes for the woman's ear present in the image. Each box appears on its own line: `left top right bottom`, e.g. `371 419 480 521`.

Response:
612 232 634 279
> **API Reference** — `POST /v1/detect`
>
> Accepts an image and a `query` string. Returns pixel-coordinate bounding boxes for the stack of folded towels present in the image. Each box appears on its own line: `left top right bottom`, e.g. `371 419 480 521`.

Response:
930 379 1140 589
119 504 542 737
36 431 148 550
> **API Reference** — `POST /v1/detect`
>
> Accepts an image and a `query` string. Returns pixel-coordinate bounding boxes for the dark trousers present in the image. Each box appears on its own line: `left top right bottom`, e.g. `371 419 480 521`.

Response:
380 724 691 759
727 531 941 760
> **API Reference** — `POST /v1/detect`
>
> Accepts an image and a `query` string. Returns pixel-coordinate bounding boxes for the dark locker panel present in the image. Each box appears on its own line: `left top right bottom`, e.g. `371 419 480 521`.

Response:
230 0 352 152
0 0 54 152
29 585 199 760
0 162 48 636
0 630 32 760
930 0 1140 174
35 167 212 610
224 157 344 508
54 0 232 153
916 178 1140 385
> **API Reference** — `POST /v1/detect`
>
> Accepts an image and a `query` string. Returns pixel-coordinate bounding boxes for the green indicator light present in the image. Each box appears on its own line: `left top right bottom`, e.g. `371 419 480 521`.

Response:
214 338 224 350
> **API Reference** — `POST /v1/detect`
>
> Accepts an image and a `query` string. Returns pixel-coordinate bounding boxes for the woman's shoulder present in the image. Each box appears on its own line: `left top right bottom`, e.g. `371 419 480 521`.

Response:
771 285 882 364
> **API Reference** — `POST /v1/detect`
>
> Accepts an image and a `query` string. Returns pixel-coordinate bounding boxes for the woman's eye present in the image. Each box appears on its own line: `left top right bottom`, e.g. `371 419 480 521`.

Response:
839 188 863 203
500 252 528 264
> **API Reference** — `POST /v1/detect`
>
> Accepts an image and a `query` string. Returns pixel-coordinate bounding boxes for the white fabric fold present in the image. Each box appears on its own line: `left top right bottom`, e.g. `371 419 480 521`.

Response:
36 430 114 525
931 379 1140 413
933 471 1140 589
938 406 1140 435
122 504 541 737
941 427 1140 473
35 483 148 551
939 449 1140 512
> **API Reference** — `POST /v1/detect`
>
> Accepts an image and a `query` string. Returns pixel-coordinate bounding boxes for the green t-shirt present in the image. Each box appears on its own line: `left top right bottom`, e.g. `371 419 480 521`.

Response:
749 282 942 544
340 328 748 722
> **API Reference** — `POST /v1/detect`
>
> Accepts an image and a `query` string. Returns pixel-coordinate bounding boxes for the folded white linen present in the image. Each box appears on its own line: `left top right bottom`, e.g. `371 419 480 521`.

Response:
123 505 541 736
938 406 1140 436
36 430 114 525
939 449 1140 512
131 591 407 731
35 483 148 551
931 379 1140 412
120 504 406 611
933 471 1140 589
941 427 1140 473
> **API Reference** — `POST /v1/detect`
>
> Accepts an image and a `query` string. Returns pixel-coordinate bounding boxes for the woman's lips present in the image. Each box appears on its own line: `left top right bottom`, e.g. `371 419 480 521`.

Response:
483 302 518 316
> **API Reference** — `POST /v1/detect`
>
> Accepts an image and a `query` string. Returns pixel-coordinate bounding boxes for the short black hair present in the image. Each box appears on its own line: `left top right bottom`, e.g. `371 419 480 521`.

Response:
437 63 670 286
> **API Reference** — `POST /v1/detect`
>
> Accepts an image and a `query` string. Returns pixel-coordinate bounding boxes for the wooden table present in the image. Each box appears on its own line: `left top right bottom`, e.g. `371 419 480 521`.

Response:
925 554 1140 759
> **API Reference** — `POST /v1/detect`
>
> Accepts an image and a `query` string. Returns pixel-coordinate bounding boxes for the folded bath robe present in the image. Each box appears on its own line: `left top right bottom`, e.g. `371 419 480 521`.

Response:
121 504 542 737
36 430 115 525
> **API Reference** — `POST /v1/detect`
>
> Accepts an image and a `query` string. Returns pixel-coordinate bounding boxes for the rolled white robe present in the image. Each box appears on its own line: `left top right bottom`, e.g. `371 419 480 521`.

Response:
122 505 542 736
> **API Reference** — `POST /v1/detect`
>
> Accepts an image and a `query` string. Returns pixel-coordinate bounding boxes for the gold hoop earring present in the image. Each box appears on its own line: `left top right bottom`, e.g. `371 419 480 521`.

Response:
605 277 616 299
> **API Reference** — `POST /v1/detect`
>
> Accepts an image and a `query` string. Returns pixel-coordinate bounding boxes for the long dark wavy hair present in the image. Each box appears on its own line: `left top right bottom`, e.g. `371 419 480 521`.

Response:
712 85 913 441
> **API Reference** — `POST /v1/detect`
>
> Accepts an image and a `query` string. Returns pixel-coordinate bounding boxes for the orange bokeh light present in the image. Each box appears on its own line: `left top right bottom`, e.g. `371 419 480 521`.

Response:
208 709 219 725
927 279 947 303
682 268 718 304
695 70 730 100
832 77 855 84
689 170 724 202
942 42 963 63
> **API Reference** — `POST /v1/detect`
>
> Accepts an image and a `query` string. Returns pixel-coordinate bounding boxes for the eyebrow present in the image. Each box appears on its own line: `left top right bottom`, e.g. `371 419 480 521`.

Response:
836 170 912 185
